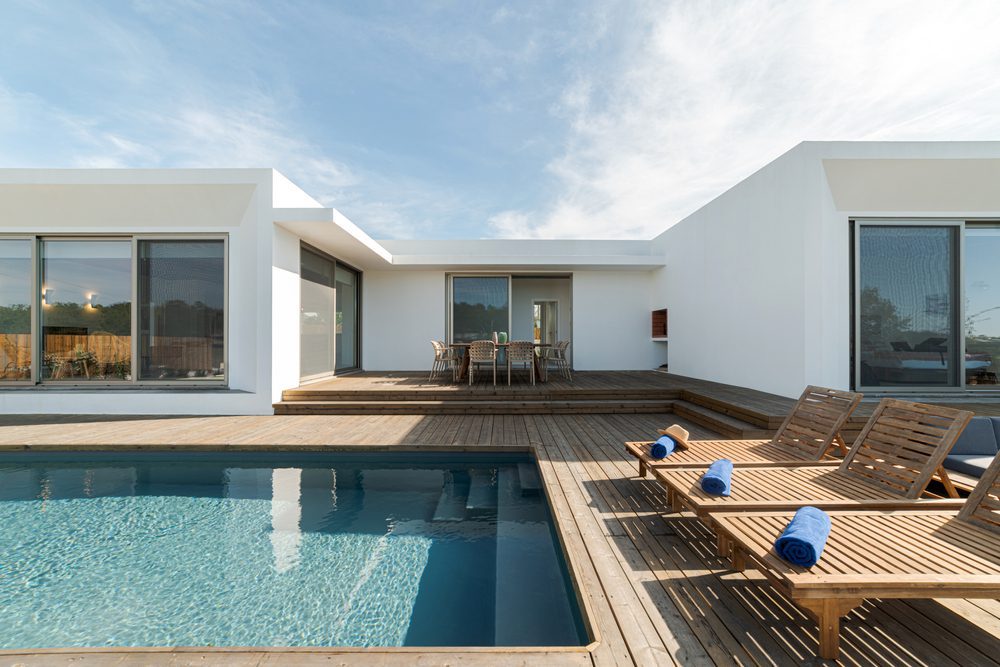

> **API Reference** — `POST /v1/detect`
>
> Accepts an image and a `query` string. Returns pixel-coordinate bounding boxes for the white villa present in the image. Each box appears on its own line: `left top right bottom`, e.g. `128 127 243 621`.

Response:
3 140 1000 415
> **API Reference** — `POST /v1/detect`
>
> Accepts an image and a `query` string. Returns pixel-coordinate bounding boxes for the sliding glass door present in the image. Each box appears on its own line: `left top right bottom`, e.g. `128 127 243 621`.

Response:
300 248 337 381
450 275 511 343
300 246 361 381
335 264 359 371
855 224 960 389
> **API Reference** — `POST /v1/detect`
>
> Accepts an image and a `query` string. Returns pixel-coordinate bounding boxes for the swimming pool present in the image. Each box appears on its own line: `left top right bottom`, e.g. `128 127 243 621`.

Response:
0 450 589 649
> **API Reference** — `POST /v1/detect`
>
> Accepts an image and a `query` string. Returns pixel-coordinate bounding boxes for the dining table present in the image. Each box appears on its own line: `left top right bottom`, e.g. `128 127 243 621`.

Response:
449 342 551 383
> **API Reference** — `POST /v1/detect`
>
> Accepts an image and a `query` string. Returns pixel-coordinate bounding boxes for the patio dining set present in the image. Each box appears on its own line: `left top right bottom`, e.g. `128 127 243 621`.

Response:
429 339 571 385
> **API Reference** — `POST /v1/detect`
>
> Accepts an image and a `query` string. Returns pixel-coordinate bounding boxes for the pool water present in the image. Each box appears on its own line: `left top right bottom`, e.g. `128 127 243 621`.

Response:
0 451 588 649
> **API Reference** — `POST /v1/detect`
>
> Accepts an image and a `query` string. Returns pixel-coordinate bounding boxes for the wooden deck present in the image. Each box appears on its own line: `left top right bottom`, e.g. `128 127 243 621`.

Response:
0 410 997 666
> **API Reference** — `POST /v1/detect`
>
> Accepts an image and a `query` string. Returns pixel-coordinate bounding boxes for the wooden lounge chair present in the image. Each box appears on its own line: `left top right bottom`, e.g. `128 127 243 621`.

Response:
654 399 973 520
711 452 1000 660
625 386 863 475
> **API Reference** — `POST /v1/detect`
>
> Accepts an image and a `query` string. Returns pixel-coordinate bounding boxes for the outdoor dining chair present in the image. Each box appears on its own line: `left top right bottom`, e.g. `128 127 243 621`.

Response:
545 340 572 381
468 339 497 386
507 340 535 386
428 340 457 382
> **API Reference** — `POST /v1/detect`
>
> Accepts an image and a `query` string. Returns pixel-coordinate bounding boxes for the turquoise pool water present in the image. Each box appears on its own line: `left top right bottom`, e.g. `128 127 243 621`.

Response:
0 451 587 649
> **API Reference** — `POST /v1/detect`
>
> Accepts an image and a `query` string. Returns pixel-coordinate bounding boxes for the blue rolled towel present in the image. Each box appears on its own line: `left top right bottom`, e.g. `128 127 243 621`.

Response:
700 459 733 496
650 435 675 459
775 506 832 568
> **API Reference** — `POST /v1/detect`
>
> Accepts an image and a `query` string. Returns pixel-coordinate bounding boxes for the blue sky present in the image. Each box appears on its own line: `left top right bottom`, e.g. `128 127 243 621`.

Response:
3 1 1000 239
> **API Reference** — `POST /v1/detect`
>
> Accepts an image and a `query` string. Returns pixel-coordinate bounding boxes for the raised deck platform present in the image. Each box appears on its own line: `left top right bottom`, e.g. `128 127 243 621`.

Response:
0 411 996 666
276 371 1000 441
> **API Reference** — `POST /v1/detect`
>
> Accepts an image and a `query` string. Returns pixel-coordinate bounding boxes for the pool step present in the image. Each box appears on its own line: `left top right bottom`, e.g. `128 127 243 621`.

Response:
466 470 497 511
494 467 580 645
516 463 542 496
432 472 469 522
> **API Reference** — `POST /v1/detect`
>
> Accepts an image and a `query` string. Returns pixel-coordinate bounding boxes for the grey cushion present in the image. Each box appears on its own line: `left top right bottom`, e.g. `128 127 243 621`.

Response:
949 417 999 456
945 454 997 479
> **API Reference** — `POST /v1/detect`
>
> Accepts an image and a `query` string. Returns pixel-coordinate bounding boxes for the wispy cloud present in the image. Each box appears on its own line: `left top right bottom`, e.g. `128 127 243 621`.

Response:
490 0 1000 238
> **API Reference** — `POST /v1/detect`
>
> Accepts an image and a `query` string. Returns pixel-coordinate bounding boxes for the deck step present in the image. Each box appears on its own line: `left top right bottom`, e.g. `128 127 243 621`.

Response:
281 389 680 402
680 391 780 429
672 400 774 439
273 399 675 415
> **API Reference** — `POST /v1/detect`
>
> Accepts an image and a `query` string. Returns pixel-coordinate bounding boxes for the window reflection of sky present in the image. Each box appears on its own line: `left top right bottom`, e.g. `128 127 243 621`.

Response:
965 228 1000 338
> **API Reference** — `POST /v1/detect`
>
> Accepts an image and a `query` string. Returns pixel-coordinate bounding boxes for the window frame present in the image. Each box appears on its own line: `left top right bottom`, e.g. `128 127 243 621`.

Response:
852 219 964 393
0 233 228 388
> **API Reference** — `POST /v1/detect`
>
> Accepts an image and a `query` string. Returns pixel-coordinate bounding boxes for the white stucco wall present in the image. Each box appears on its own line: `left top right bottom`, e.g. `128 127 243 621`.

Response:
651 148 813 397
0 170 278 415
362 270 447 371
510 277 572 344
571 271 665 370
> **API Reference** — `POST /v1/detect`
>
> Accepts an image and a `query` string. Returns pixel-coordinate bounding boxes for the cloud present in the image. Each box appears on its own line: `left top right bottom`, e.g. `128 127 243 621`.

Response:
490 0 1000 239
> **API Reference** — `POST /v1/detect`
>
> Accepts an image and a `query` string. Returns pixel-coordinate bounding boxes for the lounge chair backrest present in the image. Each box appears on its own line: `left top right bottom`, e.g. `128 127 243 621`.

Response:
958 452 1000 534
839 398 974 499
770 386 863 459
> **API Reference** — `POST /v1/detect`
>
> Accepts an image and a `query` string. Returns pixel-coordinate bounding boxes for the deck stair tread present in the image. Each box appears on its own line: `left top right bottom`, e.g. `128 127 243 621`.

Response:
282 389 679 402
680 391 784 429
273 399 675 415
672 399 774 439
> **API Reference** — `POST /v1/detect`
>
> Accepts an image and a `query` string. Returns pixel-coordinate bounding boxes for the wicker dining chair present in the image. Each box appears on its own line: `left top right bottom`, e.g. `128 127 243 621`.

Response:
547 340 572 381
468 340 497 386
507 340 535 386
428 340 457 382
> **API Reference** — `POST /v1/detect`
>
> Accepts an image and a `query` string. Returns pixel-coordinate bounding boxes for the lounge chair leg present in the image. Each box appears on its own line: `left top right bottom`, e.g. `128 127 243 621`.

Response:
638 459 648 477
800 598 859 661
716 534 729 558
731 545 746 572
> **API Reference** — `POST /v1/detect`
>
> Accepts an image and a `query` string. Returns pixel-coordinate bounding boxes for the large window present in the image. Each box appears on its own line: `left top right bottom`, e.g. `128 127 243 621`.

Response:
0 235 226 386
0 240 32 382
450 276 511 343
138 240 225 380
856 224 959 389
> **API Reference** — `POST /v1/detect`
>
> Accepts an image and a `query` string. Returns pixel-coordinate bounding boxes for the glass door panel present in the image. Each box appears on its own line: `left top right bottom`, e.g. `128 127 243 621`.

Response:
334 264 359 371
300 248 336 380
0 240 32 381
451 276 510 343
965 225 1000 388
857 225 958 388
40 240 133 382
